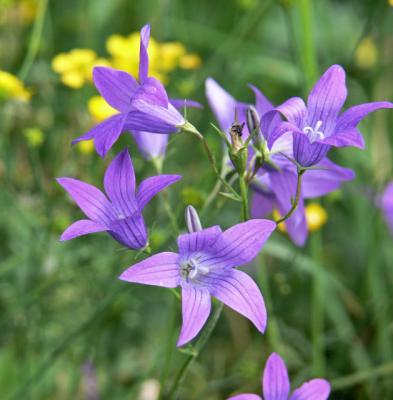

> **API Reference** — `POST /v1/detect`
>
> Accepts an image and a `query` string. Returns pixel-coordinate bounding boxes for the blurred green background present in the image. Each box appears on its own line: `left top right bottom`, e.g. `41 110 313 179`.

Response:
1 0 393 399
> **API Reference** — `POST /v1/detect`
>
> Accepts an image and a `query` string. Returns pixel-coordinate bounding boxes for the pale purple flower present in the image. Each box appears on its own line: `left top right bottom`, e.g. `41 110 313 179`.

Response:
57 149 181 250
379 182 393 235
119 206 276 346
73 24 199 157
205 78 354 246
228 352 330 400
272 65 393 166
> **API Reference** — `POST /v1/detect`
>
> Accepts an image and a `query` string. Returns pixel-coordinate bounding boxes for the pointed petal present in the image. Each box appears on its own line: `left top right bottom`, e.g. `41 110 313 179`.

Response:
131 131 168 160
277 97 307 127
185 205 203 233
139 24 150 83
307 64 347 136
284 198 308 247
60 219 108 241
289 379 330 400
321 128 365 148
119 252 180 288
211 269 267 333
136 174 182 210
177 286 211 346
57 177 114 225
249 84 274 115
263 353 290 400
170 98 203 109
228 395 262 400
177 226 222 255
109 213 147 249
265 120 301 150
302 158 355 198
201 219 276 269
134 77 168 107
104 149 137 215
92 66 138 112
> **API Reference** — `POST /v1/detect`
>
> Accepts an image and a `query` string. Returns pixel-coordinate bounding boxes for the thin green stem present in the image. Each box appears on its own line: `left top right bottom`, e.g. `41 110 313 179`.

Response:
276 169 305 224
164 302 224 400
239 174 249 221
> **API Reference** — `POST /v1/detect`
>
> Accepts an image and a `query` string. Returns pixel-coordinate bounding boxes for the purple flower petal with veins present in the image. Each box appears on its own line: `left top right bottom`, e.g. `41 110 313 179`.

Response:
119 207 275 346
57 149 181 249
228 352 330 400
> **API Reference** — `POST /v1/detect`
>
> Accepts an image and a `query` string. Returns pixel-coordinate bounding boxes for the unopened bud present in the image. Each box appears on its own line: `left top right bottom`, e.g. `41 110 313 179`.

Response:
185 205 202 232
246 106 263 147
229 121 245 153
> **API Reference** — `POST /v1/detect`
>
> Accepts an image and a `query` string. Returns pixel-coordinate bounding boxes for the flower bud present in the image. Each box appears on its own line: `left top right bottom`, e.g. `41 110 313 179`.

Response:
185 205 202 232
246 105 263 148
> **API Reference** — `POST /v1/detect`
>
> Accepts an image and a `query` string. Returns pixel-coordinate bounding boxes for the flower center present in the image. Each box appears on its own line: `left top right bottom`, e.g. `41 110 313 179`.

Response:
180 258 210 282
303 120 324 143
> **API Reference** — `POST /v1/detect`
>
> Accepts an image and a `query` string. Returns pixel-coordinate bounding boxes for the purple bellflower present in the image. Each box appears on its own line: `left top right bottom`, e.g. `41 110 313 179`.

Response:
205 78 354 246
228 352 330 400
379 181 393 235
57 149 181 250
73 24 200 158
119 206 276 346
271 64 393 167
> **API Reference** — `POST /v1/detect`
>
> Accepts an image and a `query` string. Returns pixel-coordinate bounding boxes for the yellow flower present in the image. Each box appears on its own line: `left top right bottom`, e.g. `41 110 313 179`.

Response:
273 209 287 233
88 96 117 122
0 70 31 101
389 0 393 6
305 203 328 232
76 140 95 155
179 54 202 70
24 127 44 147
52 49 110 89
355 37 378 70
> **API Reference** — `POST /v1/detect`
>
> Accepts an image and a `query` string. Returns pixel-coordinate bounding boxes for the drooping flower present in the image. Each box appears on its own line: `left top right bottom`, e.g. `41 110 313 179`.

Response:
272 64 393 167
119 206 275 346
228 352 330 400
205 78 353 246
57 149 181 250
379 182 393 235
73 24 200 158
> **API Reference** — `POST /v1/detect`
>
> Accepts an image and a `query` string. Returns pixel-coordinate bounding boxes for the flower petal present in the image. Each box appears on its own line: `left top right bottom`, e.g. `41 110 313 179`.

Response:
119 251 180 288
263 353 290 400
170 98 203 109
211 269 267 333
131 131 168 160
293 131 331 167
104 149 138 216
251 190 275 218
289 379 330 400
227 395 262 400
60 219 108 241
92 66 138 112
185 205 203 233
57 177 114 225
249 84 274 115
203 219 276 269
177 226 222 255
139 24 150 84
177 286 211 346
109 213 147 250
134 77 169 108
136 174 182 210
265 120 300 150
321 128 365 148
302 158 355 198
307 64 347 136
277 97 307 127
284 198 308 247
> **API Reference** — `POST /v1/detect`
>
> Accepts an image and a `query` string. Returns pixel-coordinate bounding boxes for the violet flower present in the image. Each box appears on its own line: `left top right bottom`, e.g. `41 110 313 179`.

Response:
205 78 354 246
119 206 276 346
73 24 200 157
228 352 330 400
379 182 393 235
57 149 181 250
272 64 393 167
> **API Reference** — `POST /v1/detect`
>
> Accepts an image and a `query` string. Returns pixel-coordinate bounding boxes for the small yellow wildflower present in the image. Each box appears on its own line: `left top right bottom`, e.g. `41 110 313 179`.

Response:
273 209 287 233
389 0 393 6
52 49 110 89
88 96 117 122
305 203 328 232
0 70 31 101
355 37 378 70
24 127 44 147
76 140 95 155
179 54 202 70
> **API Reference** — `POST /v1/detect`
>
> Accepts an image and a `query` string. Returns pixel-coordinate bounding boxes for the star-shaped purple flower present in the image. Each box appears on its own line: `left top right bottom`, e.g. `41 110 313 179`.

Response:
272 64 393 167
73 25 200 158
57 149 181 250
228 352 330 400
119 206 276 346
379 181 393 235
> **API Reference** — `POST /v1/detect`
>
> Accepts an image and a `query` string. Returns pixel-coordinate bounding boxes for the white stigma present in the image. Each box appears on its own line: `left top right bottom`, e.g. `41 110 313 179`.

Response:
181 258 210 281
303 120 324 143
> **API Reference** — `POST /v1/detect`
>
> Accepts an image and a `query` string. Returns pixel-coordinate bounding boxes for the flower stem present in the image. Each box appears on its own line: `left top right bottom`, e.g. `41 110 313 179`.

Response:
276 168 305 224
239 173 250 221
164 302 224 400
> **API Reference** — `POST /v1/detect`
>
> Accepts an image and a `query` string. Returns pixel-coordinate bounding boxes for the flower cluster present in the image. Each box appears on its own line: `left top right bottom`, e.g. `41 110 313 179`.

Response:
0 70 31 102
58 22 393 399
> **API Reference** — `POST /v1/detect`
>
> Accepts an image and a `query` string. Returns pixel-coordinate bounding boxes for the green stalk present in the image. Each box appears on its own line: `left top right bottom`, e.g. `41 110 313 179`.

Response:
239 174 250 221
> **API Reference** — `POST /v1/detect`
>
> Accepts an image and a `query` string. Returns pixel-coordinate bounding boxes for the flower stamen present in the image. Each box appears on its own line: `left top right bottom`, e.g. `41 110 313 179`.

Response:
303 120 325 143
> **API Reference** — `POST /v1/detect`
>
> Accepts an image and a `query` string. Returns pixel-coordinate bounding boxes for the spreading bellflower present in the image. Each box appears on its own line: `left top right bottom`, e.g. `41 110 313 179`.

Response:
206 78 354 246
228 352 330 400
57 149 181 250
272 64 393 167
379 182 393 235
119 206 276 346
73 24 199 157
